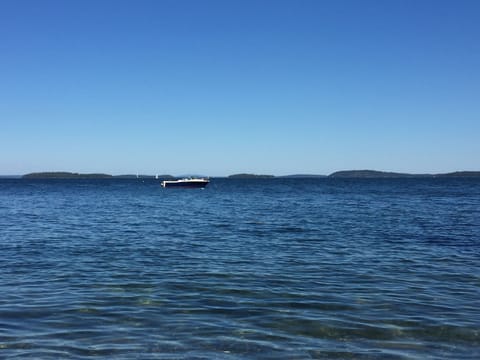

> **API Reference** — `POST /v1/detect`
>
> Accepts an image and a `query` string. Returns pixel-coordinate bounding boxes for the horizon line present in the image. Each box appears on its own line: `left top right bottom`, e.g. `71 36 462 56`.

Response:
3 169 480 178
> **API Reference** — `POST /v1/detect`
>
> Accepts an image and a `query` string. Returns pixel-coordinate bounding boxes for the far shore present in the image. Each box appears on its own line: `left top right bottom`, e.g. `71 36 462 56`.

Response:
9 170 480 179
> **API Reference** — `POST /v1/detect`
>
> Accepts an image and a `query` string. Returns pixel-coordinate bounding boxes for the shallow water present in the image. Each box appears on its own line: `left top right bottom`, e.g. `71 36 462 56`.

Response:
1 178 479 359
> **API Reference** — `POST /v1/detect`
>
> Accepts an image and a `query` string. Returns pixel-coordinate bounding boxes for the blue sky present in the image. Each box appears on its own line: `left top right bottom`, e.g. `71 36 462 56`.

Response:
1 0 479 176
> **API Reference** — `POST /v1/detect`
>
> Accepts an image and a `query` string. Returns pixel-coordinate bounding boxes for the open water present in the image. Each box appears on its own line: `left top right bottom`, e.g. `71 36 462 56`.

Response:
0 178 479 359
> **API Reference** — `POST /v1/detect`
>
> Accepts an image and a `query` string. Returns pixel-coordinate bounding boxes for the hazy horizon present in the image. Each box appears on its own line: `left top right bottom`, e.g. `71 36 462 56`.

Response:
3 168 480 178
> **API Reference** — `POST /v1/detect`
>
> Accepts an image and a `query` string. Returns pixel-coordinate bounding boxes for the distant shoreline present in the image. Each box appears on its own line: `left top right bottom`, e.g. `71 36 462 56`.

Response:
327 170 480 178
20 172 175 180
14 170 480 179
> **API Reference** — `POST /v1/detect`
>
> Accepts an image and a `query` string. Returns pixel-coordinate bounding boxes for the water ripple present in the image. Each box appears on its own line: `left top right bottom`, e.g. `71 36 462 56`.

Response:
1 178 479 358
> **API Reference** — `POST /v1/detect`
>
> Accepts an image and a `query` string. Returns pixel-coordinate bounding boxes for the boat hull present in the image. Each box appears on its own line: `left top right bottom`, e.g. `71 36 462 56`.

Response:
161 178 209 188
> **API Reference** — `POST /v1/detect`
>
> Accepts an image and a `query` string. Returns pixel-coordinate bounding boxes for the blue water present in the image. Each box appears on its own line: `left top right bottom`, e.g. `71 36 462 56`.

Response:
1 178 479 359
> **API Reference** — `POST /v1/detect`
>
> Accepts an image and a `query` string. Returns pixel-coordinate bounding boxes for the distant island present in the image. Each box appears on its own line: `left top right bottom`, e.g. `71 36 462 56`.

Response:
20 170 480 179
438 171 480 178
23 172 113 179
228 173 275 179
328 170 480 178
229 170 480 178
329 170 418 178
22 172 174 179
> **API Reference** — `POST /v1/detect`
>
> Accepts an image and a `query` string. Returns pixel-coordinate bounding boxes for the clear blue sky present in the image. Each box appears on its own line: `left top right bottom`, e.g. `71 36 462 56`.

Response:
1 0 479 176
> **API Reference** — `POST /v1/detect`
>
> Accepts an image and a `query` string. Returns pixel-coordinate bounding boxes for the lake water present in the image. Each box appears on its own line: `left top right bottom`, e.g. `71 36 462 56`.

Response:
1 178 479 359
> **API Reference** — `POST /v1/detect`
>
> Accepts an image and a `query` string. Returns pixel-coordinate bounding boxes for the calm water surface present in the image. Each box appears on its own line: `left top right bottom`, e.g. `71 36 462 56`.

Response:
1 178 479 359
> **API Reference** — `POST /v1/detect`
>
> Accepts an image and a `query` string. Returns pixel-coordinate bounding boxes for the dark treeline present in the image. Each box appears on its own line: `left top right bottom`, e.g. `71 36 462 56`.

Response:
22 170 480 179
